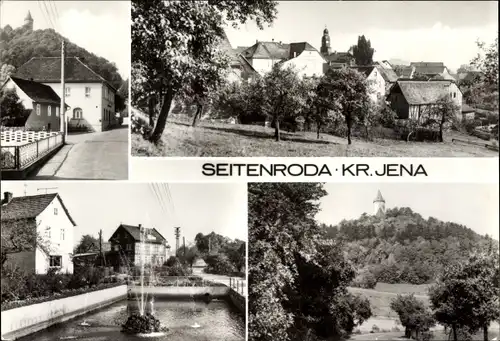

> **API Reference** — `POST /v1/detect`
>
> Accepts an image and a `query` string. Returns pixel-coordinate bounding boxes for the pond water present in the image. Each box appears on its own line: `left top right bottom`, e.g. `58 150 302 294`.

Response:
17 299 245 341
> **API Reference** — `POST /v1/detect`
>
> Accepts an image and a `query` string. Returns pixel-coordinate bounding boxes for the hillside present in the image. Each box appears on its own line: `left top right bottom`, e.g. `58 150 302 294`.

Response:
322 207 496 285
0 25 123 89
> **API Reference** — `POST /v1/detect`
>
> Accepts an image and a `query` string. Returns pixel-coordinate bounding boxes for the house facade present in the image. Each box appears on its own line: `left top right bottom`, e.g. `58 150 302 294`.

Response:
351 66 386 102
14 57 118 133
240 40 290 76
0 192 76 274
1 77 64 131
387 80 463 121
282 42 326 78
108 224 170 268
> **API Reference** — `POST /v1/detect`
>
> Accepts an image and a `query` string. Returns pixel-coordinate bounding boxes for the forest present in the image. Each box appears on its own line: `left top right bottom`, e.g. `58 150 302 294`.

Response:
0 24 124 91
322 207 496 285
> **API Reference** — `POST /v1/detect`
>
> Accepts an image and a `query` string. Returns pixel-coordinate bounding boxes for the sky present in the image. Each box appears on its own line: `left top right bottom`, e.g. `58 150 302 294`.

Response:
316 183 499 240
1 182 248 248
225 1 498 72
0 1 130 78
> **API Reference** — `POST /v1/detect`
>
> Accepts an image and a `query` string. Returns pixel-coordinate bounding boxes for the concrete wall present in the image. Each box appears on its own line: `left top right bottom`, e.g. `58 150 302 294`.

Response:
128 285 230 298
228 288 245 314
1 285 127 340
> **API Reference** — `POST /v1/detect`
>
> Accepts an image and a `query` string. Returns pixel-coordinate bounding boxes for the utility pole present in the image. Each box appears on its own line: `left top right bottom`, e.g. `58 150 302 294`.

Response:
183 237 185 256
174 227 180 255
60 39 66 143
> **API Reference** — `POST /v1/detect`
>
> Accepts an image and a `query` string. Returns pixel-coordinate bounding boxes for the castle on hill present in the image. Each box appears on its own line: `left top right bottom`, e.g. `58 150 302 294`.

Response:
373 190 386 217
24 11 34 32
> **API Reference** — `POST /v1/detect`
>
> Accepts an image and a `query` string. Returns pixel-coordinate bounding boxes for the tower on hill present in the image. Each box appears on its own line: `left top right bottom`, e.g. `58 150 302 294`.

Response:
373 190 386 217
320 26 332 56
24 11 34 31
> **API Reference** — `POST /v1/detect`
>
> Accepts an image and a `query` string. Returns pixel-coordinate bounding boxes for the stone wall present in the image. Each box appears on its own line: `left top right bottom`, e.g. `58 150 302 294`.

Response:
128 285 230 298
1 285 127 340
228 288 245 314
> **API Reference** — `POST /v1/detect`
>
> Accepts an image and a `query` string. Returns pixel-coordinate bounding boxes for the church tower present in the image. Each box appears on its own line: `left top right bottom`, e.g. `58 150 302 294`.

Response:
320 26 332 56
373 190 386 217
24 11 34 31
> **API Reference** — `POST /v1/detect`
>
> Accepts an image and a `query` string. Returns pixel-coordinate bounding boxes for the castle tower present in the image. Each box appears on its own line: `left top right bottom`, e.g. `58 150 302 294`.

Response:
320 26 332 56
24 11 34 31
373 190 386 217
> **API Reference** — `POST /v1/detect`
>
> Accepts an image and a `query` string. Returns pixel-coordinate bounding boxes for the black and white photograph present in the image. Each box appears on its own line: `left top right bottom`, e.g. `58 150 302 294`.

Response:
131 1 498 157
0 1 130 180
0 182 246 341
248 182 499 341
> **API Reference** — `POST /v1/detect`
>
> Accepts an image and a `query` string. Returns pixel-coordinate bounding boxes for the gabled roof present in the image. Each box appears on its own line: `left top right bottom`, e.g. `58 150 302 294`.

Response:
351 66 375 78
242 41 290 60
410 62 446 75
193 258 207 267
288 42 322 60
373 190 385 203
1 193 77 226
394 65 415 78
375 65 399 82
110 224 167 244
15 57 114 89
391 80 458 105
8 77 61 105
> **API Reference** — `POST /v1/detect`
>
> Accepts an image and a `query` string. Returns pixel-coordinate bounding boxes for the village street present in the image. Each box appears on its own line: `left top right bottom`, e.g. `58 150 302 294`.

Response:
29 125 129 180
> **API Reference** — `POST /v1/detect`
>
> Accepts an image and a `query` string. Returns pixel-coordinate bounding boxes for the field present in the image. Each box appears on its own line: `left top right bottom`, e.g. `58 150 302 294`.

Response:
131 119 499 157
348 283 431 318
349 283 500 340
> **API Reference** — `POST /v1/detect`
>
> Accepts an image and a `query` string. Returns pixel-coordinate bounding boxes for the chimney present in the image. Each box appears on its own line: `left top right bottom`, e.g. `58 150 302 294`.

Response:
2 192 13 205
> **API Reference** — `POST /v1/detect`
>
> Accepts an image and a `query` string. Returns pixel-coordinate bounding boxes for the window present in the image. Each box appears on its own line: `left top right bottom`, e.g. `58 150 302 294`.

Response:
49 256 62 267
60 229 65 241
46 226 51 238
65 87 70 97
54 208 58 215
73 108 83 119
453 92 456 98
56 107 60 117
104 87 108 98
48 105 52 116
36 104 41 115
126 244 132 251
85 87 91 97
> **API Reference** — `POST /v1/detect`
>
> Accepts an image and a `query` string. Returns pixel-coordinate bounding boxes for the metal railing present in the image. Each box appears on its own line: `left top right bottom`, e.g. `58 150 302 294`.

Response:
1 132 63 170
229 277 246 296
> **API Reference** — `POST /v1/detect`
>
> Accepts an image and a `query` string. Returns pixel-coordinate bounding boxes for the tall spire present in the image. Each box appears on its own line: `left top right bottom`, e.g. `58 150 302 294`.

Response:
320 25 332 56
373 190 386 217
24 11 34 31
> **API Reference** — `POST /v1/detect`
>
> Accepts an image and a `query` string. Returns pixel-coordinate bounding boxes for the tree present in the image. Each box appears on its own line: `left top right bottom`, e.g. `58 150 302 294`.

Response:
471 38 498 89
352 35 374 66
412 72 432 81
132 0 278 144
176 245 200 268
302 76 334 139
261 64 306 141
390 294 435 339
0 88 32 126
316 68 370 144
1 219 49 270
74 235 99 254
429 252 500 341
421 96 460 142
457 64 474 74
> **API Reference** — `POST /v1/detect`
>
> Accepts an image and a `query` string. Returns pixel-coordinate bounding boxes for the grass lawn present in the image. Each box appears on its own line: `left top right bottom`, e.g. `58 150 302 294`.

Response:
131 119 499 157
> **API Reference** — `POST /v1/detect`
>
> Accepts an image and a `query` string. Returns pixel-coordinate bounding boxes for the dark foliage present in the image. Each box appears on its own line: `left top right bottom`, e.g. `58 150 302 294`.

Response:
122 313 166 334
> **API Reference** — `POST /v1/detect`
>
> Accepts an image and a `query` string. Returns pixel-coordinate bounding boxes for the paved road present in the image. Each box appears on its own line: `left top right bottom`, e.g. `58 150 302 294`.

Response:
30 125 129 180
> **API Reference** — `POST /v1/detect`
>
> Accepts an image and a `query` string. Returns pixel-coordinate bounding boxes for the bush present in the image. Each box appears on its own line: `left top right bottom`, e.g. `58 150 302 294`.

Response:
371 324 380 333
122 313 166 334
352 270 377 289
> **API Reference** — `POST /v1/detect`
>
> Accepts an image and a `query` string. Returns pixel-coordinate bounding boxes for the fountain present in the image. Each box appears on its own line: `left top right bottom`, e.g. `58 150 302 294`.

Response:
121 225 167 336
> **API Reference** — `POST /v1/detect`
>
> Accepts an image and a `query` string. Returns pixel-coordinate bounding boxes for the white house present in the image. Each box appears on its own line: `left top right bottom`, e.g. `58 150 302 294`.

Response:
351 66 387 102
14 57 118 133
240 40 290 76
1 191 76 274
282 42 326 78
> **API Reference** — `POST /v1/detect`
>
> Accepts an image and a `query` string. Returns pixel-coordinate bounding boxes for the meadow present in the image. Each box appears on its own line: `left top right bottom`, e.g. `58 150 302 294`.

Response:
131 119 498 157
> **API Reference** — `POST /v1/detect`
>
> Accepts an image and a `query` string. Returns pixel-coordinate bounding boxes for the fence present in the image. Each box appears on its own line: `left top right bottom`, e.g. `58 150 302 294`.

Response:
229 277 246 296
1 132 63 170
126 275 220 287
